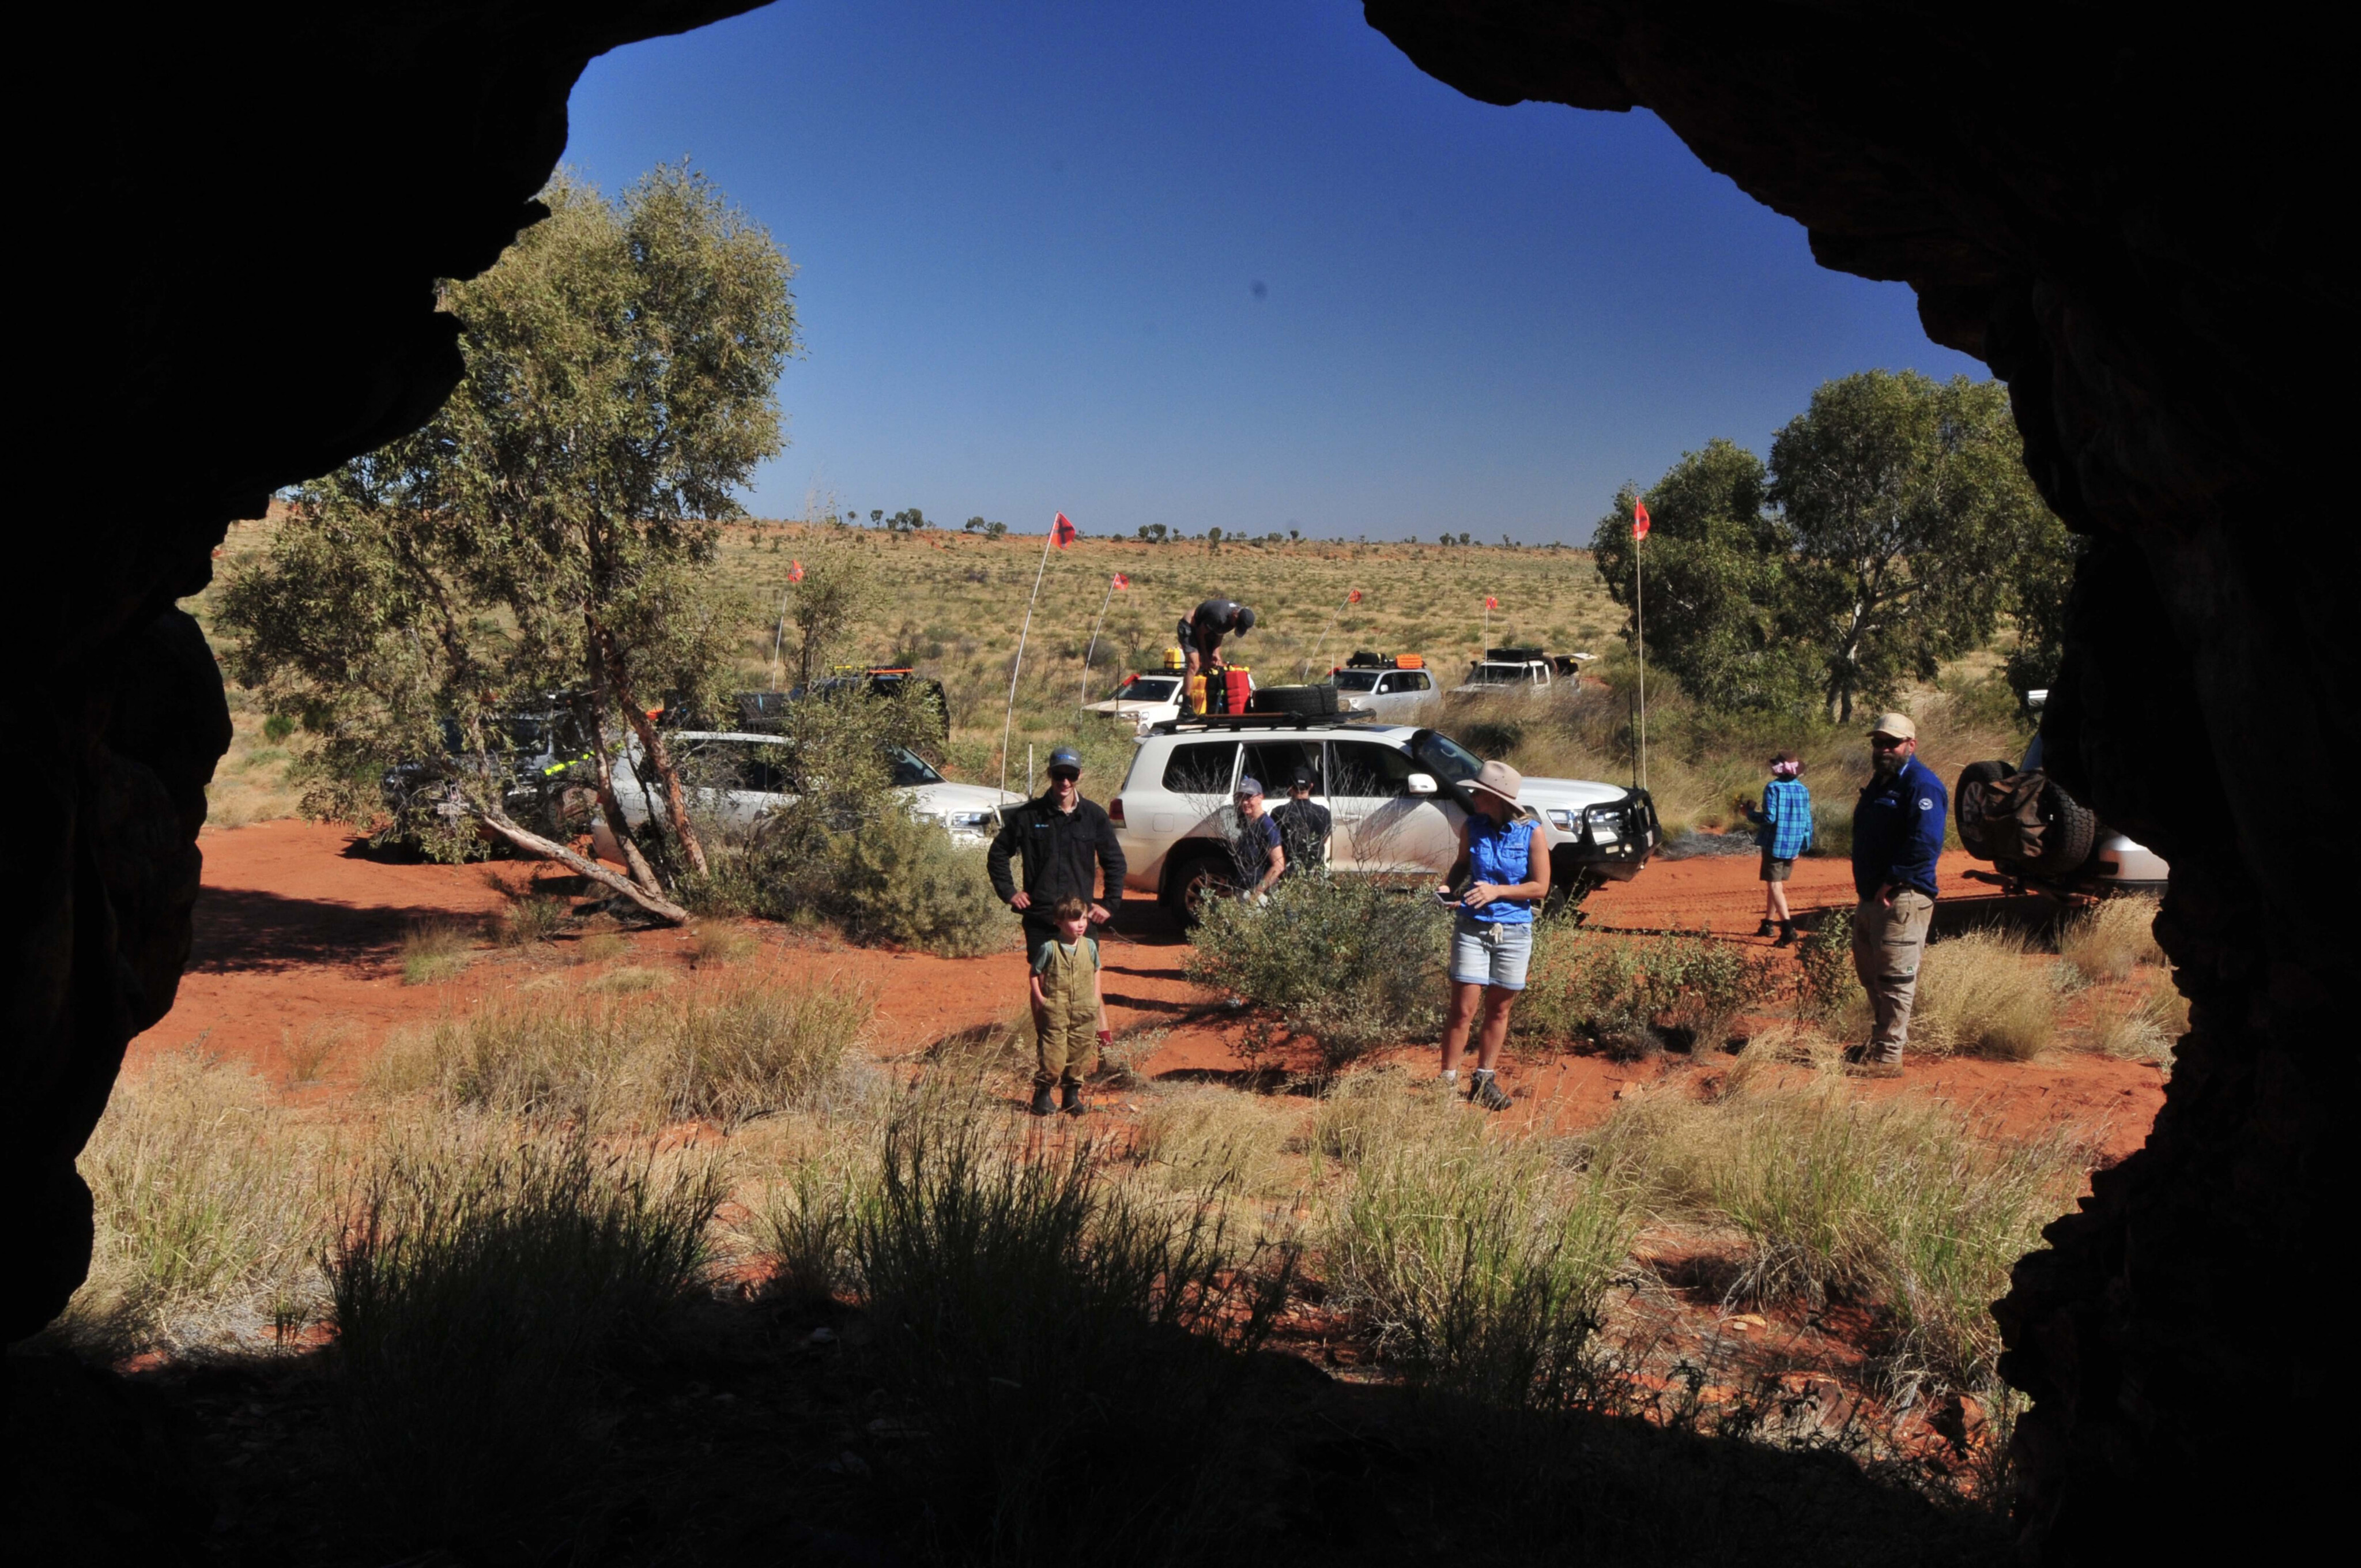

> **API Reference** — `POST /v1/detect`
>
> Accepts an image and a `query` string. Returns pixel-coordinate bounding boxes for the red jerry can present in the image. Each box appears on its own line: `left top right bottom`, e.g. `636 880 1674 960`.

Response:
1224 669 1251 714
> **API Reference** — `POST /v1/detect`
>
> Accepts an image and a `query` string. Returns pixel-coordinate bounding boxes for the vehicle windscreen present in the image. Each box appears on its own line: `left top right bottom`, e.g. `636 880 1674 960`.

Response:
1119 677 1178 701
890 748 944 786
1411 729 1485 785
1330 671 1381 691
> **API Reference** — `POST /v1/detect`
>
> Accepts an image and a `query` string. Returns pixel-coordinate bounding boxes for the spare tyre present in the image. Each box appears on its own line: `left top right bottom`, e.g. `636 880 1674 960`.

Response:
1249 684 1342 716
1953 760 2017 860
2024 781 2097 876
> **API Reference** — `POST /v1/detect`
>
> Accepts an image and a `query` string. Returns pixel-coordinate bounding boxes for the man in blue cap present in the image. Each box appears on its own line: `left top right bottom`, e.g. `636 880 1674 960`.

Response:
1846 711 1947 1072
988 744 1127 959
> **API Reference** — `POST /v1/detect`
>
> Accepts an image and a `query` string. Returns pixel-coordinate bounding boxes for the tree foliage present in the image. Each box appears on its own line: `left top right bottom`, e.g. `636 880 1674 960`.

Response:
221 164 798 895
1593 372 2068 721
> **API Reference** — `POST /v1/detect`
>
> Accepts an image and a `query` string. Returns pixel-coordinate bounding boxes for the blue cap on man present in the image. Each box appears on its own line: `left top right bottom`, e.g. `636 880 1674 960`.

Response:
1047 747 1083 775
1236 775 1264 798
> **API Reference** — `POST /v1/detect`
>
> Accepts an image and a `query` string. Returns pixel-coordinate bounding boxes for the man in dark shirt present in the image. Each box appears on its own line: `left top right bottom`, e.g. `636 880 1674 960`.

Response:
1270 768 1332 878
1846 712 1949 1071
1178 597 1258 691
987 746 1126 958
1229 776 1285 896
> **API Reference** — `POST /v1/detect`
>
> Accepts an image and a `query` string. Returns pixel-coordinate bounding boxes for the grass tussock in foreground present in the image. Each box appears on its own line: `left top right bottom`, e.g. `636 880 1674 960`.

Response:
1593 1062 2092 1388
372 975 870 1130
2057 893 2163 982
1905 930 2062 1061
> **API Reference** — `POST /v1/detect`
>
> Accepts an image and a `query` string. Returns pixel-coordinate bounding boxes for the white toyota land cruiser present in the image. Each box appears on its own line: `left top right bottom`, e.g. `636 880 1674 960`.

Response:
1107 713 1658 917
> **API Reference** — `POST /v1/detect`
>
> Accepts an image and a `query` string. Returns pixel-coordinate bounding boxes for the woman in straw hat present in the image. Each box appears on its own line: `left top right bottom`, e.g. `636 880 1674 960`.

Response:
1436 758 1549 1111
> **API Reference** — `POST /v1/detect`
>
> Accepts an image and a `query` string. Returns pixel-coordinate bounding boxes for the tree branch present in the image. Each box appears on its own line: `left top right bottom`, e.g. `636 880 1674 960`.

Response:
474 799 689 924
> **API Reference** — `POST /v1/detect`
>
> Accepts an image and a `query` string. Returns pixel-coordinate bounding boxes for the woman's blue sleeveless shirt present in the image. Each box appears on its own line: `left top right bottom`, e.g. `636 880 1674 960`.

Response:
1466 817 1537 924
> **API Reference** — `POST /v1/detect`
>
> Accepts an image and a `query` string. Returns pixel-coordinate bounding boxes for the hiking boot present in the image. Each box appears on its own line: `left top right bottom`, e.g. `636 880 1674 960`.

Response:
1030 1083 1056 1117
1842 1042 1903 1077
1060 1081 1085 1117
1469 1069 1514 1113
1774 921 1797 948
1755 919 1776 938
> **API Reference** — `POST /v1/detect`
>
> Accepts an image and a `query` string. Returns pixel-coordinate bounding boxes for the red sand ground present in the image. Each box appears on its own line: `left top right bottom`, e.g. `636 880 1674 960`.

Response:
141 819 2164 1159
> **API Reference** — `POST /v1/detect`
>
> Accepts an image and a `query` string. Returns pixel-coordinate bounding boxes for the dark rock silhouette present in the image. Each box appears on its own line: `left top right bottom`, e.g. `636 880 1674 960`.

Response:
9 1 2339 1554
1367 2 2343 1554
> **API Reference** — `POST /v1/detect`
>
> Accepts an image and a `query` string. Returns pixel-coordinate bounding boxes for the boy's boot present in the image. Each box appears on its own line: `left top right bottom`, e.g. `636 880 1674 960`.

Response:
1774 920 1797 948
1060 1081 1085 1117
1030 1082 1056 1117
1469 1068 1513 1112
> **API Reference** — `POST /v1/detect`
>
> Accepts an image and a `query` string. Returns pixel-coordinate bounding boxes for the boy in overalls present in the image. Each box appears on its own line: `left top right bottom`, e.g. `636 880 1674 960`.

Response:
1029 896 1110 1117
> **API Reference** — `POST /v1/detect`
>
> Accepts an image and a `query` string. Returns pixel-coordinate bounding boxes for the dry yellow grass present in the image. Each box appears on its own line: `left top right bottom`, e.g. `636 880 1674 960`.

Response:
1129 1086 1300 1197
2057 894 2164 982
2083 973 2188 1071
1909 930 2061 1060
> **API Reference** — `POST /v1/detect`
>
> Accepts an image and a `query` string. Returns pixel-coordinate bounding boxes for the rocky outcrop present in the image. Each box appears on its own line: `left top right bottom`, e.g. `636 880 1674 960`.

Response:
7 1 764 1344
1364 1 2347 1552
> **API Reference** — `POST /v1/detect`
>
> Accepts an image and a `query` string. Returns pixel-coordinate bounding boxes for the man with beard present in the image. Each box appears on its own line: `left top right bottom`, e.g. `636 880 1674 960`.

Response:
1846 713 1947 1072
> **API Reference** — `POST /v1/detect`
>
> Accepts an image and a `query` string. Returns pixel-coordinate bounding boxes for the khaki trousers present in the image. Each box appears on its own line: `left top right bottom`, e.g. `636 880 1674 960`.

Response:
1851 891 1933 1060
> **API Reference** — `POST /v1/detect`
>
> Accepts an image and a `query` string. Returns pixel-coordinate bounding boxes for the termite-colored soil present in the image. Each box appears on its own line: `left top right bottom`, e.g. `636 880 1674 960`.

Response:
141 819 2165 1160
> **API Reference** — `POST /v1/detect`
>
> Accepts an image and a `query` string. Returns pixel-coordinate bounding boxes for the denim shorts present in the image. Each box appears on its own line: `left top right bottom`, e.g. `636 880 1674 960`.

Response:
1450 914 1533 991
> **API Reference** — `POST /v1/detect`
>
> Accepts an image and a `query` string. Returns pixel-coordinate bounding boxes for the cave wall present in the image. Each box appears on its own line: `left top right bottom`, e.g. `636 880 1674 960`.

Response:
1361 1 2349 1553
6 1 765 1343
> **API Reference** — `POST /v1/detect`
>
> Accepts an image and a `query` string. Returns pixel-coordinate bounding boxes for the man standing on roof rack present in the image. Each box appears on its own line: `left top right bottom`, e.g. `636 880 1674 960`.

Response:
1178 596 1257 690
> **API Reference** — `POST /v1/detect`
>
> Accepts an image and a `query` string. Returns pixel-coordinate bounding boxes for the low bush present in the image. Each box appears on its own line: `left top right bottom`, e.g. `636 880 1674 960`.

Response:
1322 1077 1638 1409
399 919 474 985
1184 873 1449 1069
576 930 630 964
850 1083 1293 1563
327 1129 725 1552
492 891 568 947
62 1050 326 1348
691 805 1008 957
686 923 758 967
2057 894 2163 982
1593 1068 2090 1388
1911 930 2058 1060
2084 971 2187 1070
374 976 869 1131
1518 928 1778 1058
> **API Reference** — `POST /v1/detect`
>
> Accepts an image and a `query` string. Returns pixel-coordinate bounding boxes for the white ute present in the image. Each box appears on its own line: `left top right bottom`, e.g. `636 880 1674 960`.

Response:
597 732 1024 851
1106 714 1658 917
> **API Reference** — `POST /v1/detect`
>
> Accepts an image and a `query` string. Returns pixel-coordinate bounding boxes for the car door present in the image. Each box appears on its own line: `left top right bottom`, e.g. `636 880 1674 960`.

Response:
1326 738 1462 875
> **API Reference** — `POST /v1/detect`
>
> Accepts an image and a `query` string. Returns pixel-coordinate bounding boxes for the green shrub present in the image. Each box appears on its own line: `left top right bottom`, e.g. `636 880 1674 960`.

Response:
1184 873 1449 1069
327 1130 724 1552
399 919 473 985
1322 1080 1638 1409
1518 928 1778 1057
1794 907 1862 1022
691 805 1007 957
492 892 568 947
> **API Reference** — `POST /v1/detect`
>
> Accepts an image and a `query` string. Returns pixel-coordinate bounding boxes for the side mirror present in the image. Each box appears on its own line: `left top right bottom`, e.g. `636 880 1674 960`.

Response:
1405 772 1438 796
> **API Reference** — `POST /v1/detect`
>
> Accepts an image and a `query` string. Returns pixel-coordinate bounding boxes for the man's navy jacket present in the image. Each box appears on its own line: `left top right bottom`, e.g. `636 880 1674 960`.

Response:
987 794 1126 919
1851 755 1947 900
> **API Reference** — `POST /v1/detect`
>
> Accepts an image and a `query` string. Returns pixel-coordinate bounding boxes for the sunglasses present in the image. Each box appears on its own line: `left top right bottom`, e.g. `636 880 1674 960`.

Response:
1869 735 1907 748
1048 768 1080 782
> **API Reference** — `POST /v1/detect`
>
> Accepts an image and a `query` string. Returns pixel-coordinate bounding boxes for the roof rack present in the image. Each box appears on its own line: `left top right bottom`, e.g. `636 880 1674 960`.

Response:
1148 713 1382 735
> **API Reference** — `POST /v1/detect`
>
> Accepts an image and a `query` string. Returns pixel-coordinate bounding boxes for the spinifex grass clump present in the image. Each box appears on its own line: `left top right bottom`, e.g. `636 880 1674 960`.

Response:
1911 930 2059 1060
1518 927 1778 1058
399 919 474 985
64 1050 328 1349
374 975 868 1130
1593 1068 2091 1389
1185 873 1449 1069
850 1083 1293 1565
1319 1074 1639 1410
326 1130 725 1552
2057 893 2163 982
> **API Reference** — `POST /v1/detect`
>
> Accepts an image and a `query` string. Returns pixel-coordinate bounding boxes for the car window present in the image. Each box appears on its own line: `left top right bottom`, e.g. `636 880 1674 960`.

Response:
1332 670 1380 691
1327 741 1414 798
1242 740 1321 795
1374 674 1399 693
1406 672 1432 691
1160 741 1239 797
1121 677 1178 701
889 747 943 787
1410 729 1484 785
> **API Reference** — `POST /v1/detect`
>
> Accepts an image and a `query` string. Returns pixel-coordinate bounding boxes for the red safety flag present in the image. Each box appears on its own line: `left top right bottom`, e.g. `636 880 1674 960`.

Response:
1485 595 1499 610
1347 588 1362 604
1111 572 1129 590
1632 500 1651 540
1051 511 1077 548
787 559 804 583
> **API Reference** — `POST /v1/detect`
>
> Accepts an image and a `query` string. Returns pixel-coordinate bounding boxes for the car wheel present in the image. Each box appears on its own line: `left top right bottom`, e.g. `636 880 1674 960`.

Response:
1953 759 2017 860
1165 847 1242 925
2025 781 2098 876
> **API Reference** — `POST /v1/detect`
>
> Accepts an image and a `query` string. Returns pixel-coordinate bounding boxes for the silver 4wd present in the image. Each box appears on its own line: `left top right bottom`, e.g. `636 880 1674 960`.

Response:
1107 714 1658 917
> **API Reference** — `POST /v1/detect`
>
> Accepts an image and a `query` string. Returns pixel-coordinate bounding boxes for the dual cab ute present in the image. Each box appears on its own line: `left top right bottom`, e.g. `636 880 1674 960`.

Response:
1108 713 1658 917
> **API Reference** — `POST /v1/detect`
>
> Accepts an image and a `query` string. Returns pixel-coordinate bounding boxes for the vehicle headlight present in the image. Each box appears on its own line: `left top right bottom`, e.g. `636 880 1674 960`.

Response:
944 811 993 831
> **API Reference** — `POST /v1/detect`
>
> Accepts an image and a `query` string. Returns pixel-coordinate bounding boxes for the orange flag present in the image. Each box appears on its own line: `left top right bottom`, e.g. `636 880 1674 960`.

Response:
1111 572 1129 590
1632 500 1651 540
1347 588 1362 603
1485 595 1499 610
1051 511 1077 548
787 560 804 583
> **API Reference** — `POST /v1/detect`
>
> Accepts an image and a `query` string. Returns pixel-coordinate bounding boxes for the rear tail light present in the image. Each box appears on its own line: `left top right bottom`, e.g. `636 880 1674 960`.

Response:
1108 796 1126 828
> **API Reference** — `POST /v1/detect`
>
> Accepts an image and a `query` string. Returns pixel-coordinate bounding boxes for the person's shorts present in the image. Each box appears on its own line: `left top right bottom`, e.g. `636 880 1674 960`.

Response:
1450 914 1533 991
1760 852 1794 883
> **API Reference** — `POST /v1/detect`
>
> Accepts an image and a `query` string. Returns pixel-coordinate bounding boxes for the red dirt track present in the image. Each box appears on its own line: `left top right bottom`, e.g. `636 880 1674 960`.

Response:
141 820 2164 1159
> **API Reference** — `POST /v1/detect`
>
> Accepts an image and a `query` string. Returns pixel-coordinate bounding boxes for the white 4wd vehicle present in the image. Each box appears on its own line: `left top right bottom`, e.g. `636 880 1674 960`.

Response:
1108 714 1658 916
597 732 1024 851
1325 662 1439 722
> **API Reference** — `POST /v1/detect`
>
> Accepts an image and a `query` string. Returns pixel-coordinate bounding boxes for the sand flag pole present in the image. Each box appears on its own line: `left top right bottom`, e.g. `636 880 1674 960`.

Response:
1001 512 1075 796
768 559 806 688
1632 499 1651 790
1484 595 1498 661
1299 587 1361 680
1077 572 1129 715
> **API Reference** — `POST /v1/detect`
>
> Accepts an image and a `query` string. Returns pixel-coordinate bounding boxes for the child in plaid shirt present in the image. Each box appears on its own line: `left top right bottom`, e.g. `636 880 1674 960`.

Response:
1743 752 1814 946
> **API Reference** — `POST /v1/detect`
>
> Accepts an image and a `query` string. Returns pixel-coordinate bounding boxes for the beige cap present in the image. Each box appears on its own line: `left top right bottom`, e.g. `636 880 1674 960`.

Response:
1866 711 1918 741
1472 758 1523 802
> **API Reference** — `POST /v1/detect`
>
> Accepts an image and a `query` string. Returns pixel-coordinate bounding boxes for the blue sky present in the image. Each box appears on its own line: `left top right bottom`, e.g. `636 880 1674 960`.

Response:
564 0 1982 542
